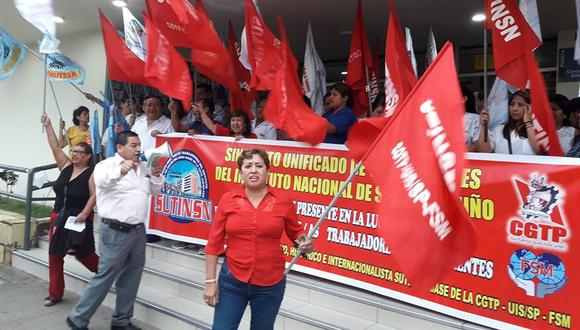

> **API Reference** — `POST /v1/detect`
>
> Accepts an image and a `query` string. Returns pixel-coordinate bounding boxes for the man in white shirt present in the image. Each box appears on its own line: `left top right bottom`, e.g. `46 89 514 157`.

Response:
131 96 174 151
67 131 163 330
252 98 277 140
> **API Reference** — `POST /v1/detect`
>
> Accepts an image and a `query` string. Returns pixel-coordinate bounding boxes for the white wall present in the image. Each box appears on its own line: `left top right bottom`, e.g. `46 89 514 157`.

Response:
0 29 105 196
556 29 580 98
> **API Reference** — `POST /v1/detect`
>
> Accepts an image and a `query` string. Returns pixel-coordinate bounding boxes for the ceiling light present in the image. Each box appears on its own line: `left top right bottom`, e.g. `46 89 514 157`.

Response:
53 16 64 23
112 0 127 7
471 13 486 22
341 71 348 75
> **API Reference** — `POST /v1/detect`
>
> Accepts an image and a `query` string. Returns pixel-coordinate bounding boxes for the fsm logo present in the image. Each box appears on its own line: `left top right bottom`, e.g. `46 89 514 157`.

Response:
508 249 567 298
507 174 570 251
153 150 212 224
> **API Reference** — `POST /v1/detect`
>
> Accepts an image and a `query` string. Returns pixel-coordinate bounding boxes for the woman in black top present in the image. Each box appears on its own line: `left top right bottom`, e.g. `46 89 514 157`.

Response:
41 114 99 306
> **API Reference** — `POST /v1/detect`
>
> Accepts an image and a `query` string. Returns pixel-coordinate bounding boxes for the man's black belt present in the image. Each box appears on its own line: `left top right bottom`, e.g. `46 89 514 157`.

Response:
101 217 143 233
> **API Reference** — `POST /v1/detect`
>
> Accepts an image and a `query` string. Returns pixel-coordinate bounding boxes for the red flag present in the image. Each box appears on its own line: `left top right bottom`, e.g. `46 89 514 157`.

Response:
244 0 283 90
263 17 328 145
145 0 194 48
485 0 541 89
384 0 418 118
143 13 192 110
525 53 565 156
361 42 477 292
99 10 147 85
189 0 239 93
346 0 374 117
166 0 189 24
228 20 255 118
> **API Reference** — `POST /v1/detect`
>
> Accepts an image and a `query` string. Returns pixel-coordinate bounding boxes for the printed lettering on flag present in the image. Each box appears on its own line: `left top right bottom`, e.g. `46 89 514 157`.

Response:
362 42 476 292
46 53 85 84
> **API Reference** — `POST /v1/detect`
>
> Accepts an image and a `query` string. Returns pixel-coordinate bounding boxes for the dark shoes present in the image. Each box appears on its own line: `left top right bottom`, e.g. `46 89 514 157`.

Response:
111 323 142 330
66 317 88 330
43 296 61 307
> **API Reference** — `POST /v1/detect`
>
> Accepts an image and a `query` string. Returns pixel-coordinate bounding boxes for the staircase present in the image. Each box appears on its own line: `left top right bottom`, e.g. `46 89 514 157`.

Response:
11 221 491 330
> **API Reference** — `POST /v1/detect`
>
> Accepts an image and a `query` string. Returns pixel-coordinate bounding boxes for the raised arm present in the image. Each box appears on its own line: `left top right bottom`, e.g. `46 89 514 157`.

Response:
41 114 71 170
169 101 188 132
524 107 542 154
473 110 493 153
199 105 217 134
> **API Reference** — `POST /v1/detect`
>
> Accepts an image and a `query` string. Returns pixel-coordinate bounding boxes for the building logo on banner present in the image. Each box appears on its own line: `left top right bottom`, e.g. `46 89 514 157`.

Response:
507 175 570 251
508 248 567 298
153 150 212 223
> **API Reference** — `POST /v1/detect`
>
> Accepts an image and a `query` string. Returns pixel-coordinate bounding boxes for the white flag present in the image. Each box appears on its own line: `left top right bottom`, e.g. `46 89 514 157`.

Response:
239 0 261 71
404 27 418 78
487 77 510 130
574 0 580 64
425 27 437 69
302 23 327 115
13 0 60 53
122 7 147 61
519 0 542 41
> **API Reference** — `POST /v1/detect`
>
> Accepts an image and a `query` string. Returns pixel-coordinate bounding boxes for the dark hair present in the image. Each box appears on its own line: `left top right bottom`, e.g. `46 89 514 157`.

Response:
550 94 571 126
116 131 139 147
503 90 531 140
372 92 386 111
197 83 212 94
330 82 354 108
460 83 477 114
199 98 215 116
323 92 331 102
75 142 94 166
569 97 580 113
145 95 164 106
72 106 89 126
302 95 312 108
230 109 253 137
237 148 270 170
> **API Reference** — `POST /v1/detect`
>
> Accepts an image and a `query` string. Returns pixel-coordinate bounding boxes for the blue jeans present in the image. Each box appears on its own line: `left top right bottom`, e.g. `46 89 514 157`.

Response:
212 261 286 330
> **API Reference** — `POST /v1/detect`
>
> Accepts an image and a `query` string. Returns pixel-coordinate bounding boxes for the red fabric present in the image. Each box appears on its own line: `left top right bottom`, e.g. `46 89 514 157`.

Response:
484 0 541 89
361 42 476 292
165 0 189 24
215 123 257 139
525 53 565 156
384 0 417 117
205 187 304 285
262 17 328 146
244 0 283 90
99 10 147 85
189 0 240 94
346 0 374 117
228 20 255 119
48 211 98 300
346 117 387 161
143 13 192 110
144 0 196 48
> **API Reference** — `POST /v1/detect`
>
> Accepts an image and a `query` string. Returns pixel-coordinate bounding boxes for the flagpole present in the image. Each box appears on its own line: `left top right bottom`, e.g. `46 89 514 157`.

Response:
49 81 72 147
364 67 373 117
285 160 364 274
483 24 489 142
21 43 87 96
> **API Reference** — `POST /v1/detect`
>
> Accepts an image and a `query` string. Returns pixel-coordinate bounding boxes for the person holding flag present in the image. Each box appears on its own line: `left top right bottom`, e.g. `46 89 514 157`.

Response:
474 90 542 155
323 83 357 144
59 106 91 150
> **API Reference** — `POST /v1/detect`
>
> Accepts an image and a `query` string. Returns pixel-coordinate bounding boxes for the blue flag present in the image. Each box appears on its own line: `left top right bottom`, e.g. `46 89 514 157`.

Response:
105 105 117 158
0 27 27 80
90 110 101 157
46 53 85 84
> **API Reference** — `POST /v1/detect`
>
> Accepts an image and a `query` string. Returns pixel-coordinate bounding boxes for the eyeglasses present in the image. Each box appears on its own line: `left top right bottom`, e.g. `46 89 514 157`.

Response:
71 150 88 155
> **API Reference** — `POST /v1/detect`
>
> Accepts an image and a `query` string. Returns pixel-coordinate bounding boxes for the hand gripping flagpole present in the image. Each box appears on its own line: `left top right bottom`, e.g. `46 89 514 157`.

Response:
285 160 364 275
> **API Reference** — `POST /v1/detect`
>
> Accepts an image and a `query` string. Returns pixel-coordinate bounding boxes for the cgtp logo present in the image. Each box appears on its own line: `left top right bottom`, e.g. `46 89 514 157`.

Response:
153 150 212 224
507 174 569 251
508 248 567 298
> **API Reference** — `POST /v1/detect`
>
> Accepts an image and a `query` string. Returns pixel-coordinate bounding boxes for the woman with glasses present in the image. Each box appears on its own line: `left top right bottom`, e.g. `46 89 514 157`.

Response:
41 113 99 307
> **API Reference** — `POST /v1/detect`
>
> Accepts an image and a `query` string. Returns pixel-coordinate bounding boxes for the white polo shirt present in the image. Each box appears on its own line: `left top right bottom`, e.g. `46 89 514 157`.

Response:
131 115 174 151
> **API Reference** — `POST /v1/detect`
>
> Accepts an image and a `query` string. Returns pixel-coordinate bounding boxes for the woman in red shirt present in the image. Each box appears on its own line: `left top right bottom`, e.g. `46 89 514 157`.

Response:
200 107 257 139
204 149 313 329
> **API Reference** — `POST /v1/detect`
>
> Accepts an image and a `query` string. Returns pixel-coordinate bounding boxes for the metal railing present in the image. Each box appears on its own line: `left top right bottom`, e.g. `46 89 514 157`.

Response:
0 163 57 250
